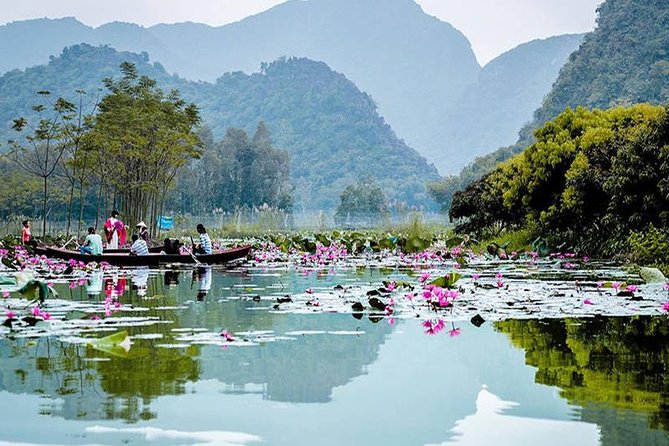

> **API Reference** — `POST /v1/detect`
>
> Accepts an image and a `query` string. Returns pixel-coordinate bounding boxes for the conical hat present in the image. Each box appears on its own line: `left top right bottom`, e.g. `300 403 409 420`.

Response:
136 221 148 228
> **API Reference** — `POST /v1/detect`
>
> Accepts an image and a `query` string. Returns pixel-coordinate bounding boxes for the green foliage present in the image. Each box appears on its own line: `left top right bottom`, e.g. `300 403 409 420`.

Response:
429 272 461 289
0 44 440 212
450 104 669 255
84 62 202 227
169 122 292 215
334 179 389 227
438 0 669 212
628 225 669 274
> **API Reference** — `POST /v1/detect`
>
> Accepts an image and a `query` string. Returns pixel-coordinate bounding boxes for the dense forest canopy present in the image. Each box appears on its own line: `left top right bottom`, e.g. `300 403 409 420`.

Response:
0 44 439 212
432 0 669 212
449 104 669 255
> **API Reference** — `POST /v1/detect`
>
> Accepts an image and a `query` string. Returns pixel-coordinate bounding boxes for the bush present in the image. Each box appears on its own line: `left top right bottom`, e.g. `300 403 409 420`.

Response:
627 225 669 273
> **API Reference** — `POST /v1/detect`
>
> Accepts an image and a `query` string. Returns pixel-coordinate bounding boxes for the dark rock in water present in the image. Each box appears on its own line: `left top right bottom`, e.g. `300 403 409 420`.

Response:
506 301 515 306
351 301 364 312
21 316 40 326
471 314 486 327
617 291 634 298
368 297 387 311
334 284 345 290
2 318 16 328
366 289 380 297
352 312 363 320
277 296 293 304
272 304 281 310
63 265 74 275
629 294 644 301
369 315 384 324
252 295 261 302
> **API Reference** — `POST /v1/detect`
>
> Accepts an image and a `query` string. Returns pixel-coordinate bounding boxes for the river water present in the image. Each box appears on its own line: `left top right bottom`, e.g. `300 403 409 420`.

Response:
1 259 668 445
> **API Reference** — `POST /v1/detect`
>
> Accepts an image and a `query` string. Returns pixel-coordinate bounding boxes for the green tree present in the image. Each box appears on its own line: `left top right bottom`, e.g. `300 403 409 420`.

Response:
84 62 202 230
8 91 77 236
335 179 389 226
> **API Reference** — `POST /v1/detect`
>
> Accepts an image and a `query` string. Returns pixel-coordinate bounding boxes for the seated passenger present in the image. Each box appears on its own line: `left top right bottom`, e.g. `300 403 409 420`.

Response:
130 234 149 256
80 227 103 255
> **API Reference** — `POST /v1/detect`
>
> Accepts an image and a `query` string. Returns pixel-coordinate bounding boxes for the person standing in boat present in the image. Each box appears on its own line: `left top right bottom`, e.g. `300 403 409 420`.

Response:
136 221 151 245
130 234 149 256
80 227 103 255
194 224 213 254
104 210 126 249
21 220 32 246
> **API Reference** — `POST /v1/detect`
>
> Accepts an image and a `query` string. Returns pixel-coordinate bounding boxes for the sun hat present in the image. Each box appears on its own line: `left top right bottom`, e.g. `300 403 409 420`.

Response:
136 221 148 228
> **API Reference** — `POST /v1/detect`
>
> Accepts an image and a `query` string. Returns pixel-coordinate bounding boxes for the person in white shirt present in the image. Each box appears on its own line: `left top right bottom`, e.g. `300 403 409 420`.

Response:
130 234 149 256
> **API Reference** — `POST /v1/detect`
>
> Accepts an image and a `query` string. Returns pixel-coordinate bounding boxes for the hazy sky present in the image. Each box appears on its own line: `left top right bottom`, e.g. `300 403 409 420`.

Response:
0 0 603 64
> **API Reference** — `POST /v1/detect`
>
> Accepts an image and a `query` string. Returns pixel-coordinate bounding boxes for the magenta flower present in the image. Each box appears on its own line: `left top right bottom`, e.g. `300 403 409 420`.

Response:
611 282 621 292
404 292 415 301
388 317 396 325
596 281 603 289
663 302 669 312
31 307 41 317
419 273 431 283
626 285 638 293
664 283 669 292
495 272 503 280
449 328 461 337
496 280 505 288
422 320 433 329
386 281 397 292
41 312 51 321
472 273 480 281
220 330 235 342
305 288 314 294
5 310 15 319
2 291 9 298
584 298 593 305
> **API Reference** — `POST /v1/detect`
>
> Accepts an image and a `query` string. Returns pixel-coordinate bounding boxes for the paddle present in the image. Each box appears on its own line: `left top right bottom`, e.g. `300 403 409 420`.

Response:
188 237 201 265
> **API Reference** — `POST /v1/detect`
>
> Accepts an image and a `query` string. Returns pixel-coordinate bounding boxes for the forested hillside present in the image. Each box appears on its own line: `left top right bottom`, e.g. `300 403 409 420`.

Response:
0 44 439 210
0 0 481 173
433 0 669 211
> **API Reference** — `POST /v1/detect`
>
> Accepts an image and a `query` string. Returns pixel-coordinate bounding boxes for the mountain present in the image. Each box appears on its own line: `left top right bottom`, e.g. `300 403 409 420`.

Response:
439 34 585 170
0 0 481 174
432 0 669 211
0 44 439 210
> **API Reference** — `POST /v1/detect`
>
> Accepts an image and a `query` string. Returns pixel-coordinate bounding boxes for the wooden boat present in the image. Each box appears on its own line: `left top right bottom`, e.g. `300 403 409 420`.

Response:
34 245 252 267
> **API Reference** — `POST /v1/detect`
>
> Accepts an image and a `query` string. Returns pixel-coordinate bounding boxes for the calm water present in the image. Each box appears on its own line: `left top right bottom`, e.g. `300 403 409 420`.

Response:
1 266 669 446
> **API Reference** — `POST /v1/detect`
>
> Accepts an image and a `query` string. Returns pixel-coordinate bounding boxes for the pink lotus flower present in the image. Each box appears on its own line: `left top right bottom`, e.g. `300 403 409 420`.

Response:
404 292 415 301
663 302 669 312
664 283 669 292
611 282 621 291
5 310 15 319
305 288 314 294
449 328 461 337
419 273 431 283
584 298 593 305
496 280 505 288
596 281 603 289
385 281 397 292
41 312 51 321
422 320 433 329
220 330 235 342
626 285 638 293
2 291 9 298
495 272 503 279
388 317 396 325
31 307 41 317
472 273 480 281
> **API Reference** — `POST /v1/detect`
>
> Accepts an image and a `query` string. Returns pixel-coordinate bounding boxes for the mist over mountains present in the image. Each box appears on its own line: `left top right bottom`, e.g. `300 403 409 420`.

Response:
0 0 584 175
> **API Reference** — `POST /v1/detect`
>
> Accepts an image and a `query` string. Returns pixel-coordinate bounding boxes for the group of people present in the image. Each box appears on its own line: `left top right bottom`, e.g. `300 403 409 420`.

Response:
20 211 213 258
78 211 213 257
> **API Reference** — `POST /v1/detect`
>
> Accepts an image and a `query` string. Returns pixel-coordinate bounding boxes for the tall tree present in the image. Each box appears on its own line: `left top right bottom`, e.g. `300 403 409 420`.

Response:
84 62 202 230
8 91 76 236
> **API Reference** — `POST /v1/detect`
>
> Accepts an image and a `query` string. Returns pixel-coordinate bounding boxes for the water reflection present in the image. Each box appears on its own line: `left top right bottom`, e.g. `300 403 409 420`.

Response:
496 317 669 445
3 267 669 445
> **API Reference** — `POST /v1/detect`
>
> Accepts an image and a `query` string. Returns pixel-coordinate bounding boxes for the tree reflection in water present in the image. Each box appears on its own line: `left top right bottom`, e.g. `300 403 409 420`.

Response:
496 317 669 445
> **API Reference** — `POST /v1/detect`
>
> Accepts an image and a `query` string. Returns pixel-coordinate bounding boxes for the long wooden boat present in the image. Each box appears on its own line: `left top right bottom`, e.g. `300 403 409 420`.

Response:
35 245 252 267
